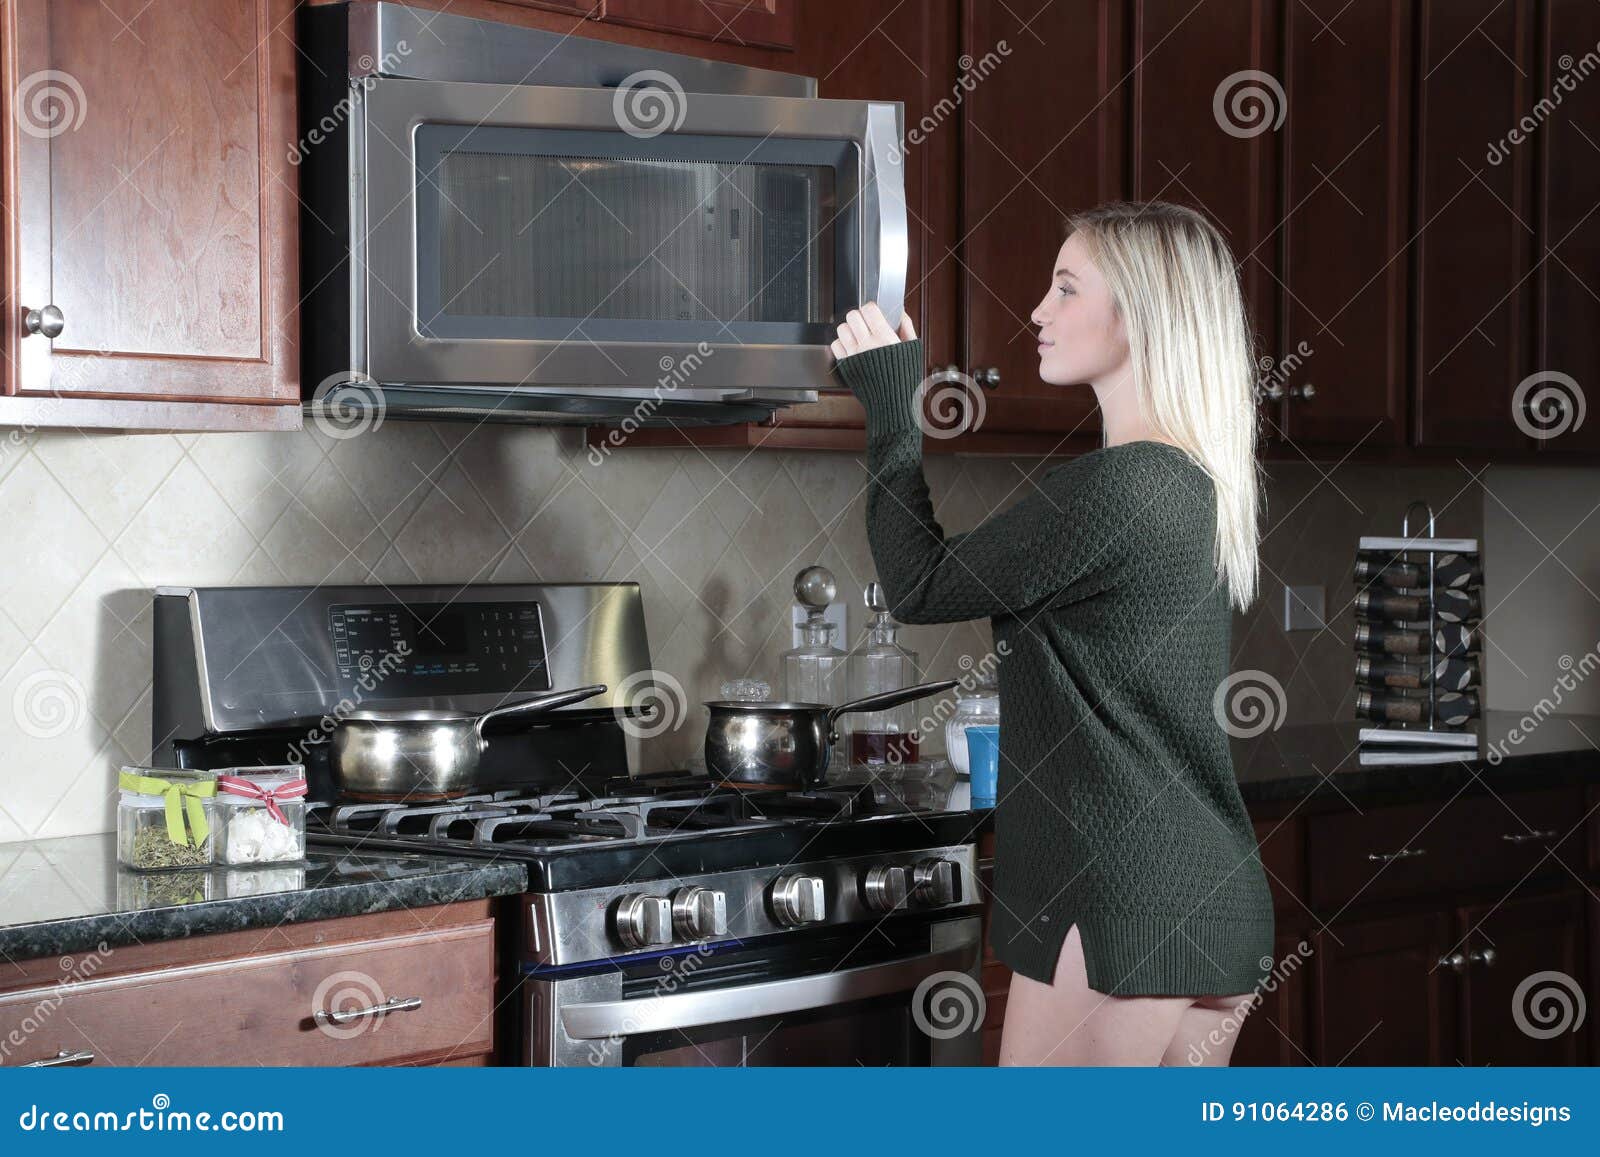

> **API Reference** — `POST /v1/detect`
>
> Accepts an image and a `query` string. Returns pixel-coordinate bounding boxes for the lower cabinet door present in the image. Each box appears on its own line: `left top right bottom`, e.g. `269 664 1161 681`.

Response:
1313 909 1456 1064
1456 889 1589 1066
0 919 495 1067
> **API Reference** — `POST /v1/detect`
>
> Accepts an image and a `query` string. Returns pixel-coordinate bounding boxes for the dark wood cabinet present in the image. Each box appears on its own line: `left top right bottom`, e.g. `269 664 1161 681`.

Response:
601 0 796 50
0 0 301 431
954 0 1125 445
1535 0 1600 457
1412 0 1539 451
1313 908 1457 1064
1275 0 1411 449
1129 0 1280 394
1457 890 1589 1065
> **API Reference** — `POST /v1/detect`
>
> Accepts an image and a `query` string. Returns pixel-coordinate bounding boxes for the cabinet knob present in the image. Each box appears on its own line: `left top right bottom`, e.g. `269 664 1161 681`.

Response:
1290 382 1316 400
1438 950 1468 973
1468 946 1498 968
23 304 64 339
1257 382 1285 402
973 367 1001 388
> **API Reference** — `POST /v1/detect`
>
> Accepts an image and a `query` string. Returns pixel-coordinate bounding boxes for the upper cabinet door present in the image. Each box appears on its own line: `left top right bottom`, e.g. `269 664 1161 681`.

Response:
1 0 299 405
1279 0 1411 449
600 0 797 50
1128 0 1281 403
1535 0 1600 457
958 0 1125 441
1413 0 1538 451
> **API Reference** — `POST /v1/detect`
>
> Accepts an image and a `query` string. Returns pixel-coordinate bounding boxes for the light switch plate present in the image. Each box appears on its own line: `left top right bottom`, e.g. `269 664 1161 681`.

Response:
791 601 848 649
1284 584 1325 631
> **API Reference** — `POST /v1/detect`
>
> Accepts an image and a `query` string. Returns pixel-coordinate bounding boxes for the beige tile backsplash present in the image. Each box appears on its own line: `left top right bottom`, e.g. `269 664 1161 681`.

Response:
0 421 1590 842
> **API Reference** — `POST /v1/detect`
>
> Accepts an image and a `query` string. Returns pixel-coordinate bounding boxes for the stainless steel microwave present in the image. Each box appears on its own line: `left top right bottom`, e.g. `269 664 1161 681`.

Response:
297 2 907 426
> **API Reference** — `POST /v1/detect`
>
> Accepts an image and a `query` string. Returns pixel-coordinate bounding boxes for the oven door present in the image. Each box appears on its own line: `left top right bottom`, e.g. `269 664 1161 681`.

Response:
355 77 905 393
525 916 982 1067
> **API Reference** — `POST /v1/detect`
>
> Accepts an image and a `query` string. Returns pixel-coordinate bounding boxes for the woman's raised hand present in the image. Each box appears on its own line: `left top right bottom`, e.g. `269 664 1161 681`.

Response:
829 301 916 361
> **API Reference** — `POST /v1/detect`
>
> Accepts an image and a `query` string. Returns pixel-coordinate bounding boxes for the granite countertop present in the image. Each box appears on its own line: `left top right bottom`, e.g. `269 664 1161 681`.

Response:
0 834 527 964
1231 708 1600 810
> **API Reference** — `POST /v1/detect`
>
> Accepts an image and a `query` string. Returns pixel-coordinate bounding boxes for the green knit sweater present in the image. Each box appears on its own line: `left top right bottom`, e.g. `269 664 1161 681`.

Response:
835 339 1275 997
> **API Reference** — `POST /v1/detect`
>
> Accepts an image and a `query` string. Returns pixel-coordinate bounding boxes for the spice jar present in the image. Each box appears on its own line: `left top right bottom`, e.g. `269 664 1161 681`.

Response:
943 673 1000 775
117 767 217 871
214 766 308 865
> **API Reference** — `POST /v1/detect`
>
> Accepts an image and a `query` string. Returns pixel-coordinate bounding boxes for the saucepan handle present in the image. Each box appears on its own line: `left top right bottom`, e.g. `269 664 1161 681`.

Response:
824 680 958 731
474 684 608 740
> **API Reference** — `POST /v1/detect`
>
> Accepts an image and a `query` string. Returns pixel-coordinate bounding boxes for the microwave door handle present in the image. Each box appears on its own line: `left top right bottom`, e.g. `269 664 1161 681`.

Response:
860 102 908 327
557 923 979 1041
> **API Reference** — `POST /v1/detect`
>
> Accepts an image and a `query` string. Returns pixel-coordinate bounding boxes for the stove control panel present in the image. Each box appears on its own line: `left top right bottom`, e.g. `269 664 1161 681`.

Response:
526 844 981 967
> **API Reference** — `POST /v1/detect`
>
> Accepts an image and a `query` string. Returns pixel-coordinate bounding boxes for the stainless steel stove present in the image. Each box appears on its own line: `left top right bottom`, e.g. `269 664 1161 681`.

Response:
153 583 984 1067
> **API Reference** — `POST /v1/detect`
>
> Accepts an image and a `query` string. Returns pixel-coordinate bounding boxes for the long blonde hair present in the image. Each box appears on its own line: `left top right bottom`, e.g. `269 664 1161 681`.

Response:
1064 201 1262 612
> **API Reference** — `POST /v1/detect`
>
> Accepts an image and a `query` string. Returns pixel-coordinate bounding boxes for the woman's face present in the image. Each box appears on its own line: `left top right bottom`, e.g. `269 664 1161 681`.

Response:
1031 232 1129 387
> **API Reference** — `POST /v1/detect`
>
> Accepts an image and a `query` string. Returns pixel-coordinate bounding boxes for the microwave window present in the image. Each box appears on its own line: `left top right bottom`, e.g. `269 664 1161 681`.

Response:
414 127 856 344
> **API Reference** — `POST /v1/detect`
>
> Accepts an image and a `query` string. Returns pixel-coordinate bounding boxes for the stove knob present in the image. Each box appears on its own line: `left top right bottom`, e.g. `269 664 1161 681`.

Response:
912 858 960 906
770 874 826 926
671 886 728 939
862 864 910 912
615 894 673 949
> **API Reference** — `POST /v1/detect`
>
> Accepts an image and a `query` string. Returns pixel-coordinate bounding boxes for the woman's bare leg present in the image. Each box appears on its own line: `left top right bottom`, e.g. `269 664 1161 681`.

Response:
1160 993 1258 1066
998 923 1194 1066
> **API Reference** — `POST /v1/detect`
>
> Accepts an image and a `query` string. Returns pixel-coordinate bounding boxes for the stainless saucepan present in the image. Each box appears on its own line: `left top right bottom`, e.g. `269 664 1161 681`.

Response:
330 683 608 800
704 680 958 790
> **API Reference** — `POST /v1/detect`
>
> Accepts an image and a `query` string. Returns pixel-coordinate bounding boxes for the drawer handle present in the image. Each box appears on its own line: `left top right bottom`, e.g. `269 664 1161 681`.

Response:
1500 830 1556 845
1367 847 1426 862
23 1049 94 1068
315 995 422 1027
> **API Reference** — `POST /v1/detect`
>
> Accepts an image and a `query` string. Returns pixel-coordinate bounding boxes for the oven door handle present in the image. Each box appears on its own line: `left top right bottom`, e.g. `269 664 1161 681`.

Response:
558 926 980 1041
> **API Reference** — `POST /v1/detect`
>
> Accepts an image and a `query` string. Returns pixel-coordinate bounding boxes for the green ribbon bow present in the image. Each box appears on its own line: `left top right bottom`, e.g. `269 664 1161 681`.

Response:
119 771 215 848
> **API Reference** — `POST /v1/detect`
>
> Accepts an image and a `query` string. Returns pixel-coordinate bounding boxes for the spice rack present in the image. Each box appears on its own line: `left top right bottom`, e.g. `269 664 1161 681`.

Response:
1353 501 1483 749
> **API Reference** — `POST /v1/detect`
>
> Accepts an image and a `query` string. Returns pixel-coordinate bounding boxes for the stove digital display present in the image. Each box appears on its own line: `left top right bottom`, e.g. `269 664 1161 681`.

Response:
328 601 550 698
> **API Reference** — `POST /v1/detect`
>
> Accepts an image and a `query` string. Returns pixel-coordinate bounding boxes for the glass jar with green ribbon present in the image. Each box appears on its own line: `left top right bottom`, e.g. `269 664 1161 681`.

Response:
116 767 218 871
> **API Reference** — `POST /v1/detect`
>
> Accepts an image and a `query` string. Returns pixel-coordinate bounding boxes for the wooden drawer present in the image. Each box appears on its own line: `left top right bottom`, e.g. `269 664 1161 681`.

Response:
1307 789 1586 912
0 919 495 1067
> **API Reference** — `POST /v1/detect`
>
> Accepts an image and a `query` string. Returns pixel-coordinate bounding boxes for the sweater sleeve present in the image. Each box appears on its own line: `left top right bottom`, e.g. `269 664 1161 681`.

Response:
833 339 1132 625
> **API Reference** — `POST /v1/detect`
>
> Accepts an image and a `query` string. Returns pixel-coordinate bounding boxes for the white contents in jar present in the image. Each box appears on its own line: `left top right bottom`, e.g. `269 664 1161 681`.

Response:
221 808 302 864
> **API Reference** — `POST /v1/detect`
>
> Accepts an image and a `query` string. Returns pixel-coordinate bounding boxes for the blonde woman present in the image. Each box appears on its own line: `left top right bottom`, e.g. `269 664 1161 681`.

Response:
829 201 1274 1066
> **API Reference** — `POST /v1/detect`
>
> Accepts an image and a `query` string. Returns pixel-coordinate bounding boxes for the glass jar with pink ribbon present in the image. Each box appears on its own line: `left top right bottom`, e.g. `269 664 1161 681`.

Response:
213 765 309 866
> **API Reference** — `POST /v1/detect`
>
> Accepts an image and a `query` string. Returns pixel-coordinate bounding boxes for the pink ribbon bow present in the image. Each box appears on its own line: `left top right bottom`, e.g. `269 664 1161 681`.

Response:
217 774 308 825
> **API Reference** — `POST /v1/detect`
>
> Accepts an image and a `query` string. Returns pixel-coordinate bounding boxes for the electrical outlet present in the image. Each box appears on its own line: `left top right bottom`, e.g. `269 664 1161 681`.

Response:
1283 584 1325 631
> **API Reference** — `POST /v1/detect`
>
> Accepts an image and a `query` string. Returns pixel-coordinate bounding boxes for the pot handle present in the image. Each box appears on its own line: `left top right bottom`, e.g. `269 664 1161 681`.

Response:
824 680 958 731
474 684 608 741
